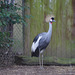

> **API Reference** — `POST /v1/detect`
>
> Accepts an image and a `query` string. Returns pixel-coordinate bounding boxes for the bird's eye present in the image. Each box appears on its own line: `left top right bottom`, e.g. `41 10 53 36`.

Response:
51 17 54 20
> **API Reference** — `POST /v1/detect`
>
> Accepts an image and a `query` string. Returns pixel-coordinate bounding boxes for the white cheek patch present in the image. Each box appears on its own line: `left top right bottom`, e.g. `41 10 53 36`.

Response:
50 19 52 22
31 36 42 52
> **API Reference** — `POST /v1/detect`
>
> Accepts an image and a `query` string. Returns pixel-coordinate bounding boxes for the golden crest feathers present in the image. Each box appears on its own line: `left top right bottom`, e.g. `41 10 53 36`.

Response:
45 15 55 22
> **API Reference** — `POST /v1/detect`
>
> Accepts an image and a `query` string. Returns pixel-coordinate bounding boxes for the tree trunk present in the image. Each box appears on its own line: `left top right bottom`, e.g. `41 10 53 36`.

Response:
22 0 26 55
7 0 15 51
72 0 75 38
22 0 30 56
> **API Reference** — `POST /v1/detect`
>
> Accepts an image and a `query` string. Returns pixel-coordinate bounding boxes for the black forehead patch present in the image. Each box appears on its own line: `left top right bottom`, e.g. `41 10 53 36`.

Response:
51 17 54 20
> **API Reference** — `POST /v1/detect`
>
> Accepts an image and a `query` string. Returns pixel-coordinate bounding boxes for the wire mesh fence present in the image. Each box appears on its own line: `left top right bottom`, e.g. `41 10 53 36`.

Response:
0 0 23 66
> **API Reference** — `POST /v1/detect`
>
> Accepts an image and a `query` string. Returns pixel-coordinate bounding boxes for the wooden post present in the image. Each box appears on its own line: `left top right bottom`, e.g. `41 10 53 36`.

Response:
22 0 26 55
72 0 75 38
22 0 30 56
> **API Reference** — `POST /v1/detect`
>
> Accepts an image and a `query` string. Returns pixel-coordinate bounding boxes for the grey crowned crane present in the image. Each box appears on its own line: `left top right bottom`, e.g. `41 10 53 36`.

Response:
31 15 55 68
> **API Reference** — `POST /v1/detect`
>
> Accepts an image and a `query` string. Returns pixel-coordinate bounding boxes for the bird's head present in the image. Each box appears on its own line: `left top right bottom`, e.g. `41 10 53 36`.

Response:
45 15 56 23
49 17 56 24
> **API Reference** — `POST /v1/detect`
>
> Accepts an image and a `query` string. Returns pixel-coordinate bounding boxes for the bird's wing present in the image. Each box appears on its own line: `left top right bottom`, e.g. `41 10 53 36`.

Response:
33 32 46 43
31 32 46 52
39 36 49 50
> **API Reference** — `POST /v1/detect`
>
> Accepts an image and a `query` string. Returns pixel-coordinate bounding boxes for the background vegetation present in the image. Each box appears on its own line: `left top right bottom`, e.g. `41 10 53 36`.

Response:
0 0 75 66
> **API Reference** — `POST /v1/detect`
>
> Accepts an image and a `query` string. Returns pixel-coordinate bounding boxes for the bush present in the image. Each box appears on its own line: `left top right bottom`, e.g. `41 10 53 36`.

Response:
0 1 29 66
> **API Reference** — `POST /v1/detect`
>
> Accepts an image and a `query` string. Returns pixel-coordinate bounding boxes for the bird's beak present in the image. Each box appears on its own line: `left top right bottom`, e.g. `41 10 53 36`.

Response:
52 20 56 22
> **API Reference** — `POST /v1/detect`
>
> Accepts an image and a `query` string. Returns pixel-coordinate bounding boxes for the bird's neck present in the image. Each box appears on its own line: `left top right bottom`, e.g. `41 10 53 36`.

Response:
47 22 52 35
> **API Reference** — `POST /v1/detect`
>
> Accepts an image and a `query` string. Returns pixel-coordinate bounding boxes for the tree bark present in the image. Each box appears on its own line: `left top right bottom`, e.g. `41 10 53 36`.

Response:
22 0 26 55
5 0 15 51
22 0 30 56
72 0 75 38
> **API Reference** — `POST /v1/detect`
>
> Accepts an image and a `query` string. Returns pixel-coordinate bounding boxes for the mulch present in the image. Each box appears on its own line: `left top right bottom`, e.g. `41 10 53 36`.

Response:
0 65 75 75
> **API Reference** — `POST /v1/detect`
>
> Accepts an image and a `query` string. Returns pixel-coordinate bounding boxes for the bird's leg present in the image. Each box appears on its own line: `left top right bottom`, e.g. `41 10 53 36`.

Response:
39 49 41 67
42 53 43 68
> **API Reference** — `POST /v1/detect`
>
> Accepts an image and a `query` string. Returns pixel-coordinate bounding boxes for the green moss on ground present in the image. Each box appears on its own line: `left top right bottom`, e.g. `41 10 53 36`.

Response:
15 55 75 66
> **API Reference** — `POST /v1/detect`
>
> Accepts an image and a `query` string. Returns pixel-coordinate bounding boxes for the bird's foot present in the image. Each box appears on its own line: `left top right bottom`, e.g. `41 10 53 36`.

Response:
40 66 44 70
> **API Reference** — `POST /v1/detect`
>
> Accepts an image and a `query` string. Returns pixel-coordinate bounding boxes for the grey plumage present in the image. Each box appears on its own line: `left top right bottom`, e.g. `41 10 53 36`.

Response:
31 17 55 67
31 22 52 57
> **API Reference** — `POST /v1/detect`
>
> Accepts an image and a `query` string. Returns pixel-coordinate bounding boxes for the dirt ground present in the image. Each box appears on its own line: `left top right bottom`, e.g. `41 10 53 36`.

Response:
0 65 75 75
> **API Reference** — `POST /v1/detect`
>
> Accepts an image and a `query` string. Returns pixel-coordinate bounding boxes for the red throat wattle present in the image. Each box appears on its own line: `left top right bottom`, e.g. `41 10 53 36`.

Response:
51 22 52 24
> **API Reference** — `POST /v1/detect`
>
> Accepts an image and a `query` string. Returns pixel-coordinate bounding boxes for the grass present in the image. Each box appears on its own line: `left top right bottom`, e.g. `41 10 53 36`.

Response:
15 55 75 66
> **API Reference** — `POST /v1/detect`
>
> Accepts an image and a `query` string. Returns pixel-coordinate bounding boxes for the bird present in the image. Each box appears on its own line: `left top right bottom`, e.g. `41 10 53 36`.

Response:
31 15 55 68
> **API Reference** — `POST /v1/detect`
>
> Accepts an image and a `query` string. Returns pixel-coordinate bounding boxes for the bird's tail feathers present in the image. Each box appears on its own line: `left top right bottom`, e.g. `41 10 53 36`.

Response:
31 49 39 57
